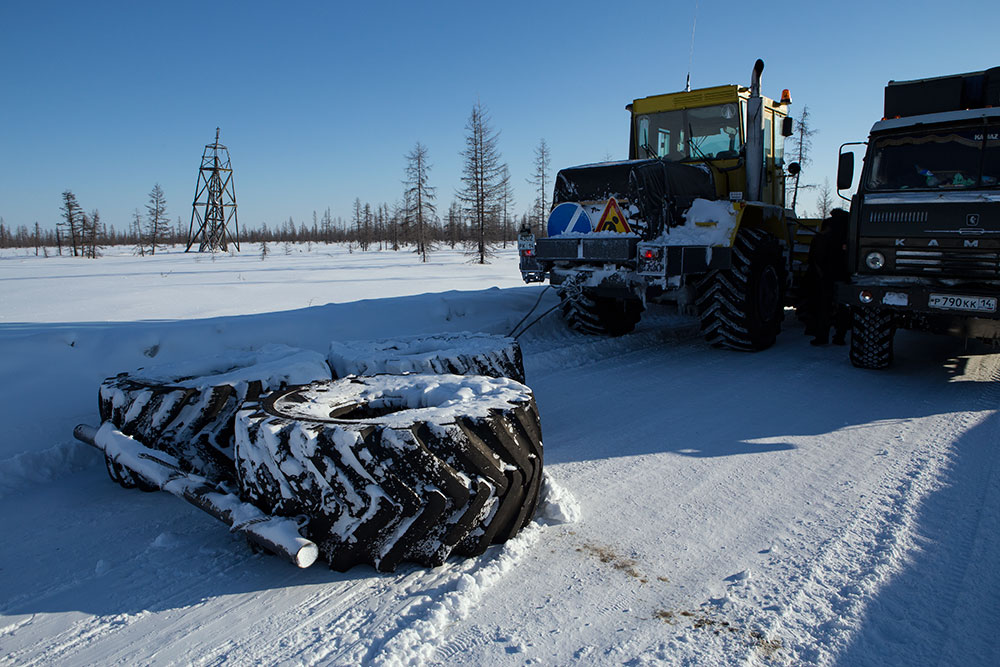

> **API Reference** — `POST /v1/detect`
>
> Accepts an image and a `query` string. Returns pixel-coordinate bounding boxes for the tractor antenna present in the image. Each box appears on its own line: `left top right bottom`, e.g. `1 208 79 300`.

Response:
685 0 699 91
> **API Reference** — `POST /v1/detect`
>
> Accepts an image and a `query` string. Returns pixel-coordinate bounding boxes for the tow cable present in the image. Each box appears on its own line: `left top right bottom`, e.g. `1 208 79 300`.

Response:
508 285 559 339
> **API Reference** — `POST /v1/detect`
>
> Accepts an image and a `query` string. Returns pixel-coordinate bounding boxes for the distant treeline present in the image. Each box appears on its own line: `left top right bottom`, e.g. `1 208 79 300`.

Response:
0 203 530 255
1 102 554 262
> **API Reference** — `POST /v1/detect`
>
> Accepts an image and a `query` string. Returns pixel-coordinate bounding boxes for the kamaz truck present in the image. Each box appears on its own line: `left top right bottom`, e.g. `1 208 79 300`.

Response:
837 67 1000 369
519 60 805 351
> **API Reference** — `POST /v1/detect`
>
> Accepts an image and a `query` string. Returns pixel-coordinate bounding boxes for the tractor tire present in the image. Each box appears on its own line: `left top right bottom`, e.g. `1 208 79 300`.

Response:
558 278 644 337
328 332 525 384
849 306 895 369
696 228 785 351
234 373 544 572
99 345 331 485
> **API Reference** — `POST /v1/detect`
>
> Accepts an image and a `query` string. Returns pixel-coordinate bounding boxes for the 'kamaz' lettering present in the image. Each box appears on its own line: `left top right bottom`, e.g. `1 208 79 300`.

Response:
965 240 980 248
895 239 905 246
928 239 939 247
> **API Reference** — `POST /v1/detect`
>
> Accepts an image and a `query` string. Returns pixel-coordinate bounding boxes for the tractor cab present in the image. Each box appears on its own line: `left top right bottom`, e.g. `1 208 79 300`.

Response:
627 84 793 206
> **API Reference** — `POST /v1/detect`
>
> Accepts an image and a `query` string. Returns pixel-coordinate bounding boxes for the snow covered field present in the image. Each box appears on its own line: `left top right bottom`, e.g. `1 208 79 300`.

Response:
1 244 999 665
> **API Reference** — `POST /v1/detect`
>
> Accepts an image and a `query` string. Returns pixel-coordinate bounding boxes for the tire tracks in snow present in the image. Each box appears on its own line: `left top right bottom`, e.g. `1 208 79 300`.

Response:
730 356 1000 666
518 306 699 379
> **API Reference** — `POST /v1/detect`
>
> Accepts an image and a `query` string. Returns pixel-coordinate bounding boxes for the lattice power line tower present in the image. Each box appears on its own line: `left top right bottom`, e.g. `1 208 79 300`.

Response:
186 128 239 252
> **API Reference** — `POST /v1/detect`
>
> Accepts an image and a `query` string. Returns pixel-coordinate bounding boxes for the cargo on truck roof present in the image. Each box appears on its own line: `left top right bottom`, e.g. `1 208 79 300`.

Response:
883 67 1000 119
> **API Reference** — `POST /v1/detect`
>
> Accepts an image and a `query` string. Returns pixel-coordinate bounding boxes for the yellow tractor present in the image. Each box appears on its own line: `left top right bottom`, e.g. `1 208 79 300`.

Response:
519 59 815 350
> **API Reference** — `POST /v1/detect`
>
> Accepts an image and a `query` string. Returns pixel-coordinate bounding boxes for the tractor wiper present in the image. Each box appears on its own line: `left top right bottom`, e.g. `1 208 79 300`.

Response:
640 143 658 159
687 124 713 163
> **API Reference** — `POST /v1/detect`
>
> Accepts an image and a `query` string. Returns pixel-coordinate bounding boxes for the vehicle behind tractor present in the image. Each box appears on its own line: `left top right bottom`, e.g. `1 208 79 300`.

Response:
519 60 814 351
836 67 1000 368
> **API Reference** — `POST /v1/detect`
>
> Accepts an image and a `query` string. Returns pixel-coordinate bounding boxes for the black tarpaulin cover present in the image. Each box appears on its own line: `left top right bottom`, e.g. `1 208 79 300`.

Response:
552 159 716 239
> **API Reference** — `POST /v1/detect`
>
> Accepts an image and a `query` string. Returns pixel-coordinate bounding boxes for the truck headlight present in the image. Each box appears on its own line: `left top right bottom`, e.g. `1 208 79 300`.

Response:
865 251 885 270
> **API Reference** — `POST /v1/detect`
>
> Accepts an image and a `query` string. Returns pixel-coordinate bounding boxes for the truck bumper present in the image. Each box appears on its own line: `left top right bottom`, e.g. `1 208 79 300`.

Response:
839 279 1000 338
533 237 732 277
535 236 639 263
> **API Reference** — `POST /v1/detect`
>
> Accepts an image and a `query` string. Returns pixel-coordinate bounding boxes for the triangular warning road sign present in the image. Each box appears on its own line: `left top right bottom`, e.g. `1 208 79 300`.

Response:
594 197 632 233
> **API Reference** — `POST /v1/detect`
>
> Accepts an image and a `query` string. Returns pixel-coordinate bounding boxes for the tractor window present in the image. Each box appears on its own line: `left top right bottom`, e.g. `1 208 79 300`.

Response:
866 128 984 190
657 129 670 156
764 116 773 158
774 119 785 167
634 103 742 161
638 117 650 153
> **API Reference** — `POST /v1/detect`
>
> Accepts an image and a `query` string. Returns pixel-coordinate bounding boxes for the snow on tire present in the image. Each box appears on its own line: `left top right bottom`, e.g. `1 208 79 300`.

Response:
234 373 544 572
328 332 526 384
99 344 332 484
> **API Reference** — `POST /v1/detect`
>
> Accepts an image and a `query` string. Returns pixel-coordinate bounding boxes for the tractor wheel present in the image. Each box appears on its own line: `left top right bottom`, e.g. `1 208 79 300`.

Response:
99 345 331 484
849 307 895 369
696 228 785 351
234 373 544 572
328 332 525 384
558 278 644 337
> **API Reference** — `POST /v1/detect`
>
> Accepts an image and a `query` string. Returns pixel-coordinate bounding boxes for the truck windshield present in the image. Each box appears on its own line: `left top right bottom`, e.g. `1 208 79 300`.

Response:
866 126 1000 191
635 103 742 161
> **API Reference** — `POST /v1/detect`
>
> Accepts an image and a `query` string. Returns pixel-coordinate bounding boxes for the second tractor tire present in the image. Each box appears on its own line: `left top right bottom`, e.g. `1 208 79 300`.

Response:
696 228 786 351
234 373 544 572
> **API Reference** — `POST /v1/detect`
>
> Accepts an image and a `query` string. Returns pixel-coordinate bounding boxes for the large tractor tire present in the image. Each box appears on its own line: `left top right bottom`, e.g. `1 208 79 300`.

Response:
99 345 331 486
558 277 644 337
849 306 895 369
696 228 785 351
234 373 544 572
328 332 525 384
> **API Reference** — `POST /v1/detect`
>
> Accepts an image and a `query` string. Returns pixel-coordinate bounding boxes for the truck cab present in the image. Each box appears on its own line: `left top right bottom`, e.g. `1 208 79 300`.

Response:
838 67 1000 368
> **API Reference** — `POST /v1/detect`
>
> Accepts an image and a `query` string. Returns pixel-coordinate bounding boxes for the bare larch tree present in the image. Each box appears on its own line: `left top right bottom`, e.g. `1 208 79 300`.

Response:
528 138 551 233
787 105 816 213
458 101 505 264
497 164 514 247
60 190 82 256
145 183 170 255
404 141 436 262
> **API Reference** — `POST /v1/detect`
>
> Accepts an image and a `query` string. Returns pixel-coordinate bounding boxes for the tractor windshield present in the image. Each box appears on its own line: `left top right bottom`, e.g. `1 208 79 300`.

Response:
866 126 1000 191
635 103 742 161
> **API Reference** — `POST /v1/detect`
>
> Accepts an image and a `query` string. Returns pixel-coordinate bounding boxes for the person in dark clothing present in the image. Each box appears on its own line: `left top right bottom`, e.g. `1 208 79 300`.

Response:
804 208 851 345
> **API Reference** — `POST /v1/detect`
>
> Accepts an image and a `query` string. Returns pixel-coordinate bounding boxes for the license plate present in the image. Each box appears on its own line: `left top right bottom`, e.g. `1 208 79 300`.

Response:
928 293 997 312
517 239 534 250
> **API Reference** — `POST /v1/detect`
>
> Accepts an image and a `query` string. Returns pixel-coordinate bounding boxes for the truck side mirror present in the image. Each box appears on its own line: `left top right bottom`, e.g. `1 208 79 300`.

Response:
837 152 855 191
781 117 794 137
787 162 801 176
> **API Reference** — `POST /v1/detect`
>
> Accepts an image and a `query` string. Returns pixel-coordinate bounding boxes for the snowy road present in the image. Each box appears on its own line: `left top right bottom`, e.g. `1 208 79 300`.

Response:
1 247 998 665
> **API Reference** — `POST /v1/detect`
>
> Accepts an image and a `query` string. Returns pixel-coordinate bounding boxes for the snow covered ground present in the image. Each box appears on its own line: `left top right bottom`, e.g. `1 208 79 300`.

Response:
1 244 999 666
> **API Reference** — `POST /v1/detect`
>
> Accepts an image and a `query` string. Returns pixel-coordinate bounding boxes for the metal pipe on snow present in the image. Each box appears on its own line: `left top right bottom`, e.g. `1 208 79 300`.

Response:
73 422 318 568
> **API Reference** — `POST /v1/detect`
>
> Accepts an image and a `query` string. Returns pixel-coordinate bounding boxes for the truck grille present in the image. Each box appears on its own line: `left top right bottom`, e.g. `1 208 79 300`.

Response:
895 249 1000 277
869 210 928 223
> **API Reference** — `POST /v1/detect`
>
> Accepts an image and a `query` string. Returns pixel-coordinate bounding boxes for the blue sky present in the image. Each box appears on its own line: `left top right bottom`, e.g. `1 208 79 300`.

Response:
2 1 998 233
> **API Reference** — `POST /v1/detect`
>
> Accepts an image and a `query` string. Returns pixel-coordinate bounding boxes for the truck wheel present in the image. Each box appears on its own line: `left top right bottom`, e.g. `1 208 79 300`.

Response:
99 345 331 484
558 279 644 336
328 333 525 384
235 374 543 572
696 228 785 351
849 307 895 369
